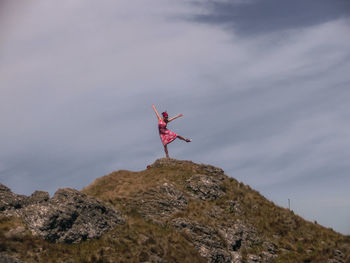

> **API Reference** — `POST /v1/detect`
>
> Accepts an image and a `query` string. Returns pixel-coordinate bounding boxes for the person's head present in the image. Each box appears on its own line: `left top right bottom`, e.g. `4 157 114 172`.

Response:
162 111 168 122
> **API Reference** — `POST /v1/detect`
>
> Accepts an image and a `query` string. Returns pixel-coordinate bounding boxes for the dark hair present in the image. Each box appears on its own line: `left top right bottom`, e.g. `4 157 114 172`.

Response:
162 112 169 123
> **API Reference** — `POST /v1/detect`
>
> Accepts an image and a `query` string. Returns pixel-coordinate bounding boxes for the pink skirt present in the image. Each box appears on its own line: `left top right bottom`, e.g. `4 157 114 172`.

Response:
158 119 177 146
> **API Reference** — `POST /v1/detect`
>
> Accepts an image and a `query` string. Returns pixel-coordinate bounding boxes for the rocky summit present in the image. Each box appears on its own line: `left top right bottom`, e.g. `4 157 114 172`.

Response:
0 158 349 263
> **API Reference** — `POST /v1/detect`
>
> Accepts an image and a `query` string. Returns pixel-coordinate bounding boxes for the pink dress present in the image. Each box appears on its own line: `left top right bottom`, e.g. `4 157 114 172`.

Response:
158 119 178 146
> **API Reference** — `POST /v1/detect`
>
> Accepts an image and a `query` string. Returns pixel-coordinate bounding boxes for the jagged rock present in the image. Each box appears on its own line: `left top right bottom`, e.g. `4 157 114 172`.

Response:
21 188 125 243
186 174 225 201
0 253 25 263
27 191 50 204
263 241 277 255
0 184 50 218
136 183 188 225
171 217 266 263
172 218 234 262
0 184 26 212
328 249 346 263
0 184 125 244
260 241 278 262
196 164 226 180
334 249 345 259
218 221 261 251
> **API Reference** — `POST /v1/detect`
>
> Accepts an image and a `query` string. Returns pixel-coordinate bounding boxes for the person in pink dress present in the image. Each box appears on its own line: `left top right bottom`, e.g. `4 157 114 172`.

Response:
152 105 191 158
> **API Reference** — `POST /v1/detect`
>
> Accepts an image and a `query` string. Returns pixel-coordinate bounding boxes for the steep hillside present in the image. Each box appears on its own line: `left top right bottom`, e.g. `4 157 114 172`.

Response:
1 158 349 263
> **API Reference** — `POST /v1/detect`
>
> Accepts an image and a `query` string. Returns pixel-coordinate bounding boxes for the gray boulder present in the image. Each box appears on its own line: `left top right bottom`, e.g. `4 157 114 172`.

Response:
21 188 125 243
0 184 125 244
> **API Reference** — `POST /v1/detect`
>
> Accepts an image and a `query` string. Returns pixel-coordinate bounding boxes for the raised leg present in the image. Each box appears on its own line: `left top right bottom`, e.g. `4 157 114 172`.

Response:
177 135 191 142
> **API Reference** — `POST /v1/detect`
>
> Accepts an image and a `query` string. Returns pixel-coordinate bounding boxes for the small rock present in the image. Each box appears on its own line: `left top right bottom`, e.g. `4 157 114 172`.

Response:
247 254 261 263
334 249 345 259
4 226 26 239
263 241 277 254
261 251 277 263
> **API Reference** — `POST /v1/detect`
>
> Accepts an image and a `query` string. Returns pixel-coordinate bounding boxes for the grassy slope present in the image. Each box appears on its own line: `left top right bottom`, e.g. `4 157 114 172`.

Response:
1 160 349 262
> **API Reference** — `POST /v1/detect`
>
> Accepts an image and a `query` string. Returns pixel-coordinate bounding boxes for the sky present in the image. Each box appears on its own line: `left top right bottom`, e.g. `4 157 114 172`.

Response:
1 0 349 234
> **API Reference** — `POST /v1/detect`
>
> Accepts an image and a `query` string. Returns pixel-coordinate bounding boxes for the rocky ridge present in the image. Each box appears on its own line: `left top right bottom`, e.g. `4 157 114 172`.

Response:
1 158 349 263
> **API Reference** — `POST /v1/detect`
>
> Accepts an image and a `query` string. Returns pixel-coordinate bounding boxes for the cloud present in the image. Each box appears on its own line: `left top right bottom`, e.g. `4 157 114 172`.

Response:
190 0 350 36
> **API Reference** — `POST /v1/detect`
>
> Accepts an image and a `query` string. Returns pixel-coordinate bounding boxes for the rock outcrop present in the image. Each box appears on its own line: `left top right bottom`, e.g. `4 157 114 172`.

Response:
172 217 237 262
186 174 226 201
139 160 277 263
0 184 125 243
0 184 26 212
22 188 125 243
135 183 188 225
171 217 275 263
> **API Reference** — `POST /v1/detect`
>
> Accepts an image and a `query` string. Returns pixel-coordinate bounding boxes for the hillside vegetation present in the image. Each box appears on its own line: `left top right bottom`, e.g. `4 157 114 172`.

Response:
1 158 349 263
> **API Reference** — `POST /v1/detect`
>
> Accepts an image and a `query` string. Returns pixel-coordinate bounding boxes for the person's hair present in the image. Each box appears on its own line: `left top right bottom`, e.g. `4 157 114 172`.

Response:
162 111 169 123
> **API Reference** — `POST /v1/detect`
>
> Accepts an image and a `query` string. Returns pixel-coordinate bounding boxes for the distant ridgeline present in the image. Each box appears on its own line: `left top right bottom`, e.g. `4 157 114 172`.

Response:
1 158 349 263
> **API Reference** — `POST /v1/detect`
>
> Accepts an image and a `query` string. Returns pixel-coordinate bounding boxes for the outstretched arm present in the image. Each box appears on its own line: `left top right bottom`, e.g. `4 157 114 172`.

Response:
152 105 161 120
168 113 183 122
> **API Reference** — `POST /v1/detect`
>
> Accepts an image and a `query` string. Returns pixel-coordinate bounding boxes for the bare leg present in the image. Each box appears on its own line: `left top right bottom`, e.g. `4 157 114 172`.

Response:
177 135 191 142
164 145 169 158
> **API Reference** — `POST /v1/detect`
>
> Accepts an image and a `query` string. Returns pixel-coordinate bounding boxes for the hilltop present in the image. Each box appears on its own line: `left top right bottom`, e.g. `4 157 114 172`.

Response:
1 158 349 263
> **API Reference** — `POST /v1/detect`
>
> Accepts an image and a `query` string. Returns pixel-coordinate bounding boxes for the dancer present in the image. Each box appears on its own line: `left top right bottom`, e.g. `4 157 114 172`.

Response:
152 105 191 158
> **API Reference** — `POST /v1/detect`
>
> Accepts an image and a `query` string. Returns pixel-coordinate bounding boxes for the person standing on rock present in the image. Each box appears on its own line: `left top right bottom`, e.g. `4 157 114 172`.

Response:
152 105 191 158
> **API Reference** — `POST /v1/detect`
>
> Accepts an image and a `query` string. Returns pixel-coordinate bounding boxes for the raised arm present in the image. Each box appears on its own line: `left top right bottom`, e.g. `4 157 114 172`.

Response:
152 105 161 120
168 113 183 122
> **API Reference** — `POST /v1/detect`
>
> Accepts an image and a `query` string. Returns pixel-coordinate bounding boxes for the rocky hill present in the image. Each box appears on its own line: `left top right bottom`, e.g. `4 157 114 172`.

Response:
0 158 349 263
